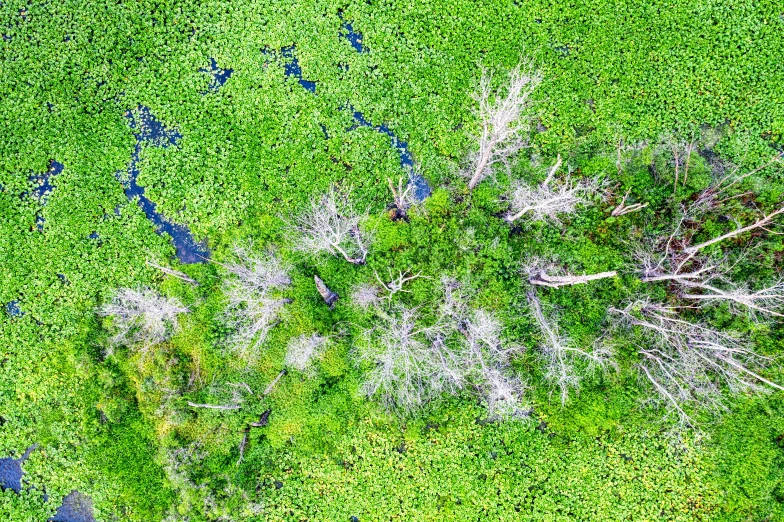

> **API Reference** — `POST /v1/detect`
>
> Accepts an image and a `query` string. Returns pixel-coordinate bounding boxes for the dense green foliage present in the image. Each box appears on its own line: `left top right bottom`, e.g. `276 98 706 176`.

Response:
2 0 784 520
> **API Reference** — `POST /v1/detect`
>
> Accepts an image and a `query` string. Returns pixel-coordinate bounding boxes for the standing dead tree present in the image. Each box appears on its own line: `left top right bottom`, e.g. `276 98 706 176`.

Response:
221 246 291 361
609 300 784 427
374 269 423 301
100 288 189 356
356 306 461 413
505 155 601 224
350 283 382 310
457 306 527 419
527 291 613 405
387 176 415 221
285 333 330 372
290 188 371 264
465 60 542 190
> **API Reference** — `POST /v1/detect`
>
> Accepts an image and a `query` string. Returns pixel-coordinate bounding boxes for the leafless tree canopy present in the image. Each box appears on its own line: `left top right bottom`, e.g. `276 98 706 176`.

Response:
221 246 291 361
357 306 457 413
527 291 614 405
610 300 783 427
100 287 189 355
350 283 383 311
466 60 541 190
506 155 602 224
290 188 371 264
285 333 329 372
355 279 527 419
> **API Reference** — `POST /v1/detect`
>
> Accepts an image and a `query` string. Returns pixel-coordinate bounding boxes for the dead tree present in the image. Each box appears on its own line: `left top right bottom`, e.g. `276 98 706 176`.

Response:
683 206 784 256
690 152 783 217
525 259 617 289
660 134 698 193
458 307 527 419
350 283 382 310
99 288 189 356
314 275 339 307
505 155 601 224
221 246 291 361
290 188 371 264
609 300 784 426
633 150 784 319
527 291 613 405
466 60 541 190
187 382 254 411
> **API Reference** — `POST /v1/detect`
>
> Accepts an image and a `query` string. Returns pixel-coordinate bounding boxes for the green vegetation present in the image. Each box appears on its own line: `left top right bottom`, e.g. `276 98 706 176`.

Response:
2 1 784 520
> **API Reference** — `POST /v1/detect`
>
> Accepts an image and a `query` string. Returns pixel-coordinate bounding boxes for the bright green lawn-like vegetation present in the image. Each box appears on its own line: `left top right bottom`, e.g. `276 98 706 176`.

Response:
2 1 784 520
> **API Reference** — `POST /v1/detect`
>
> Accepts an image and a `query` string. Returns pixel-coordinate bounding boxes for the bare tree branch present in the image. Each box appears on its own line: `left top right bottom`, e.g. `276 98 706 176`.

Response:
609 300 783 427
683 206 784 255
186 402 242 411
285 333 329 372
146 259 198 285
505 156 601 224
524 259 617 289
466 60 541 190
387 176 415 220
374 269 423 300
611 189 648 217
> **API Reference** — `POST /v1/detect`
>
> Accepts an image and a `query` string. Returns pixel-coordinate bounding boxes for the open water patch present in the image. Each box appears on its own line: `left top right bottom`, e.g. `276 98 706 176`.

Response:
5 301 23 317
122 106 209 264
338 12 365 53
27 160 63 203
49 490 95 522
0 444 36 493
267 44 430 200
199 57 233 92
279 45 316 92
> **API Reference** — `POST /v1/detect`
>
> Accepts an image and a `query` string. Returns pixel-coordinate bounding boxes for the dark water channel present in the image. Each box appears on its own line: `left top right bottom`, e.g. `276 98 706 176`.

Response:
277 29 431 201
122 106 209 264
339 12 365 53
